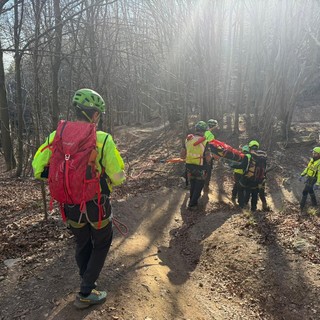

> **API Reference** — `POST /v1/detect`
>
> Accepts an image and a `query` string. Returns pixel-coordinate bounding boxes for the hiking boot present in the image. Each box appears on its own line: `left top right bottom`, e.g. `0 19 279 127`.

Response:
187 202 198 211
74 289 107 309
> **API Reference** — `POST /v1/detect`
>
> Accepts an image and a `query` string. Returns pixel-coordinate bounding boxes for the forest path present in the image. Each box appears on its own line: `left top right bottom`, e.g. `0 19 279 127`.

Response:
1 121 319 320
48 186 233 320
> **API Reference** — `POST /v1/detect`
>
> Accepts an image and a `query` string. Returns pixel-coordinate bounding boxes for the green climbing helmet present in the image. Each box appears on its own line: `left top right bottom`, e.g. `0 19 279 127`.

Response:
72 88 106 113
249 140 260 148
242 145 250 153
195 121 207 132
313 147 320 154
207 119 218 128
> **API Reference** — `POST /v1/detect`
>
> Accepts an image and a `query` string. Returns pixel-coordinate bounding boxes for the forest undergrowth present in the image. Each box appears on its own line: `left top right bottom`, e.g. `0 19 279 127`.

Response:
0 115 320 320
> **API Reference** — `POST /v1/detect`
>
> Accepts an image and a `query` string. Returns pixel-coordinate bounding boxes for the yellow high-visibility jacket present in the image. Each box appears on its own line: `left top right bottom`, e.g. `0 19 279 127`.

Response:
234 154 252 175
301 158 320 185
185 134 209 166
32 128 125 190
204 130 215 142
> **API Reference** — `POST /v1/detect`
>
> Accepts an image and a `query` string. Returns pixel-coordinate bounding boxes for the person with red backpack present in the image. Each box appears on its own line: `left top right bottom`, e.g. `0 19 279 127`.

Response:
32 88 125 309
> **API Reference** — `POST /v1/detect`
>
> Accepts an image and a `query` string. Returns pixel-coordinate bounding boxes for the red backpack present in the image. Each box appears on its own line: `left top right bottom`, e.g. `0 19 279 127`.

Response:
48 120 102 226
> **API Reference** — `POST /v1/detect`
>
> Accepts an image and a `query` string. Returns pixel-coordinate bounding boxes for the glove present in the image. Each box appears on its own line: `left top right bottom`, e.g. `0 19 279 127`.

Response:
298 175 303 182
314 185 319 191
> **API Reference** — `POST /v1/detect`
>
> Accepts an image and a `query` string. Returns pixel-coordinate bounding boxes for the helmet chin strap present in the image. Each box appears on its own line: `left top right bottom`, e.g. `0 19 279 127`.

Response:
81 110 94 123
75 104 100 124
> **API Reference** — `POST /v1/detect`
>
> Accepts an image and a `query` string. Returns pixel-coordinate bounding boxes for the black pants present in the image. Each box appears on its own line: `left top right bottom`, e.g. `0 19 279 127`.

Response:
239 178 259 211
244 188 259 211
64 197 113 295
302 184 316 197
259 187 267 204
301 180 317 209
189 178 205 206
232 173 242 201
204 159 214 188
186 164 206 207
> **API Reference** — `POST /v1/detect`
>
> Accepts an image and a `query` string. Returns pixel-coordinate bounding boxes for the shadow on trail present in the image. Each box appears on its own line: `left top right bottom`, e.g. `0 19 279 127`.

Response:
48 300 92 320
158 192 235 286
251 212 311 320
0 238 88 320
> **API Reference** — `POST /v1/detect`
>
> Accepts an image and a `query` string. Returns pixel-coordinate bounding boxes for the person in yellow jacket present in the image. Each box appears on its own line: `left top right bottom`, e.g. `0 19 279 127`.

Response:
32 89 125 309
203 119 219 191
231 145 251 205
204 119 218 142
299 147 320 210
181 121 211 209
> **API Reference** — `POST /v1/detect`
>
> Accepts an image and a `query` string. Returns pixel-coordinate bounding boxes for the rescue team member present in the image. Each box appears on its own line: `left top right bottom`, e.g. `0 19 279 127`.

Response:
230 145 252 209
231 145 251 205
204 119 219 191
299 147 320 210
230 140 267 212
244 140 269 211
204 119 218 142
32 89 125 309
181 121 211 209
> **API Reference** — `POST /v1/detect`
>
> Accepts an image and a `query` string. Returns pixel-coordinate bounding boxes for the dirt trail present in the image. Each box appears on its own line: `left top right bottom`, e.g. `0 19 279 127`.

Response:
2 181 318 320
1 121 320 320
1 188 217 320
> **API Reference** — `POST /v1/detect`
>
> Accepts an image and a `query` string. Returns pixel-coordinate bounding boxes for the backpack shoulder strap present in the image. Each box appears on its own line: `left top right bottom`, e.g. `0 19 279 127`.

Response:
99 134 110 196
243 154 251 173
99 134 109 169
40 131 56 152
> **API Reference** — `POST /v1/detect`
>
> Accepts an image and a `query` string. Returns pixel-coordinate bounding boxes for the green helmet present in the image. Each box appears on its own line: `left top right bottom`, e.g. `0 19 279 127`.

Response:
249 140 260 148
242 145 250 153
72 88 105 113
207 119 218 128
195 121 207 132
313 147 320 154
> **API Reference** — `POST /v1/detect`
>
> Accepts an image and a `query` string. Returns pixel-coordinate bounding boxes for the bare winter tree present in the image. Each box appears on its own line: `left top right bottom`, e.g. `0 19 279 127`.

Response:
0 39 16 170
1 0 320 175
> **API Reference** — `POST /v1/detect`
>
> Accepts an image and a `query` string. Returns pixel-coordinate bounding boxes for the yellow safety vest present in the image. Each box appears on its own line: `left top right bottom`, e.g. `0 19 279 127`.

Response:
185 135 207 166
301 158 320 184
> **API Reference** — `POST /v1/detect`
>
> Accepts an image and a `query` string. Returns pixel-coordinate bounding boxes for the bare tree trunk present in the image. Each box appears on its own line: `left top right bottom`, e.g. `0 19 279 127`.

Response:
0 41 16 170
221 3 234 128
51 0 62 129
233 1 245 135
14 0 24 177
32 0 47 219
